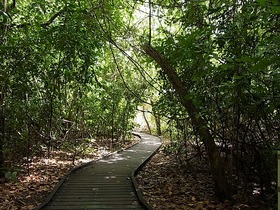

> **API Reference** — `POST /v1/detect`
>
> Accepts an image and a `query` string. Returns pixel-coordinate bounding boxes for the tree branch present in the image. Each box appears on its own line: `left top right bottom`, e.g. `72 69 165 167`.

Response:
109 44 152 106
41 8 65 28
10 8 66 29
148 0 152 45
142 44 192 106
142 44 232 200
6 0 16 13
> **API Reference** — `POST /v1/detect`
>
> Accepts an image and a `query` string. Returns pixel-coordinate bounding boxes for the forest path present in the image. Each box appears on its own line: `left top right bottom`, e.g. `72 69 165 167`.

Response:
37 133 161 210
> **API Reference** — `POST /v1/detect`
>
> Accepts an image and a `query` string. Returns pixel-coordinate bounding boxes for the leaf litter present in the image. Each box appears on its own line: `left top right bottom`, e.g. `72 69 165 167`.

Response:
0 137 139 210
136 146 271 210
0 136 272 210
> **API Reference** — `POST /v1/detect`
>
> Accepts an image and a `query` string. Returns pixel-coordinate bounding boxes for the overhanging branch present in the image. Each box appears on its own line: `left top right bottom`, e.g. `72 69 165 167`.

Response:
109 44 152 106
142 44 232 199
9 8 66 29
41 8 66 28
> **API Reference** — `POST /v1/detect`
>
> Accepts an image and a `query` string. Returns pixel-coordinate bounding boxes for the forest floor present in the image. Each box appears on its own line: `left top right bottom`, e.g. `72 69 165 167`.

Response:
136 141 274 210
0 138 139 210
0 136 274 210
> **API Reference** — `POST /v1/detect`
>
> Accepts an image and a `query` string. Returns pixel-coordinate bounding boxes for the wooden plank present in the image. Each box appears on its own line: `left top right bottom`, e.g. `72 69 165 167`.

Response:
37 133 161 210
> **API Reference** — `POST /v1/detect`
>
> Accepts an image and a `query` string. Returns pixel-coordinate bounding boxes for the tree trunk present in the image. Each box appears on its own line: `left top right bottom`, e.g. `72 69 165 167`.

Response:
143 44 232 201
121 101 129 143
154 114 161 136
0 92 5 178
111 100 115 150
142 106 151 134
47 93 53 158
0 0 11 178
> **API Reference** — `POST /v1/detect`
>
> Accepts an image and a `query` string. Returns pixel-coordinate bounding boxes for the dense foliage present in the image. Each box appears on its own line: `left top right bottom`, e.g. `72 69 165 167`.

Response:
144 0 279 202
1 0 279 205
0 0 147 177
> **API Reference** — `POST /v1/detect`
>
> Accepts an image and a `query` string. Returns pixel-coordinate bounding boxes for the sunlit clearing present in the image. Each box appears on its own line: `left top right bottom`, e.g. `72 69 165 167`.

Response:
134 111 146 131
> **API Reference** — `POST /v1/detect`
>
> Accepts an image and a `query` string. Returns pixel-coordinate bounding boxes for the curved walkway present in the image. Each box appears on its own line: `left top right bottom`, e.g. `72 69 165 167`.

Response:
37 133 161 210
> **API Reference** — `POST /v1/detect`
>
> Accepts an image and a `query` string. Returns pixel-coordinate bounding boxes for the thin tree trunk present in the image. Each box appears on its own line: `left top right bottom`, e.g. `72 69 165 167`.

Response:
47 93 53 158
25 93 31 175
111 99 115 150
142 106 151 134
143 44 232 201
121 101 128 143
0 0 12 178
154 114 161 136
0 92 5 178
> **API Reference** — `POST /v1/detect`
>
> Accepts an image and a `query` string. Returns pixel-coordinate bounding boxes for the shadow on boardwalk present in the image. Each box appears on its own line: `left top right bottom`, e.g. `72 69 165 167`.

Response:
36 133 161 210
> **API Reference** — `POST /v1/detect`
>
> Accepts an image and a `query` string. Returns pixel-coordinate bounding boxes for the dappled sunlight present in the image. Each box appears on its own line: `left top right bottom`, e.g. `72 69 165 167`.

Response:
104 175 117 179
1 0 278 209
142 140 161 146
99 153 128 163
125 149 137 153
29 133 162 209
0 149 104 210
134 111 147 131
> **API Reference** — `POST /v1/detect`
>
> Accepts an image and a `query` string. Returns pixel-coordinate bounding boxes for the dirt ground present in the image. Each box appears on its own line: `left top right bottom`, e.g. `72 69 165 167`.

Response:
136 147 273 210
0 137 274 210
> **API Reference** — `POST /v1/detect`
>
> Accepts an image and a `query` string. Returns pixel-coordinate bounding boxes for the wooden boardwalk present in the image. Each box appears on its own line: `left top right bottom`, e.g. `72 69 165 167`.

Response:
37 133 161 210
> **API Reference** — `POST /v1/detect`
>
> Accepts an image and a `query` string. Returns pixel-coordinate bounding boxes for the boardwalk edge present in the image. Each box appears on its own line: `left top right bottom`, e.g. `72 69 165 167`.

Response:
35 133 141 210
131 132 162 210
